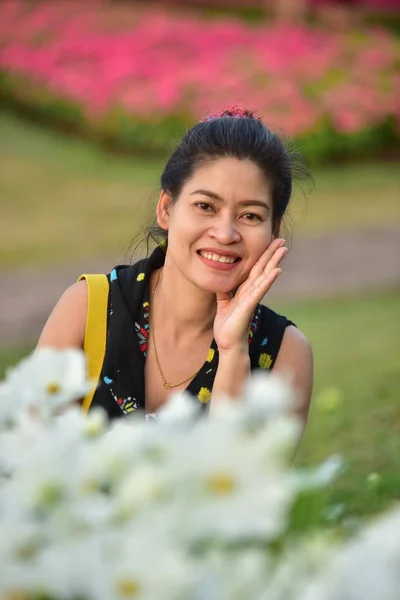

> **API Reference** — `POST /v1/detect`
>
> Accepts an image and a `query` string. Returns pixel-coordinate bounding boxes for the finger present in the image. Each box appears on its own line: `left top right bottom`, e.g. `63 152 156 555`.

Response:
254 267 282 298
248 238 286 282
263 246 288 272
235 245 286 300
241 267 282 309
248 244 287 288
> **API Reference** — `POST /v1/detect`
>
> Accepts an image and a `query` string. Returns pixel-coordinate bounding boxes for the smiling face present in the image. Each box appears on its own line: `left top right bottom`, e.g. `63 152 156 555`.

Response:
157 157 275 294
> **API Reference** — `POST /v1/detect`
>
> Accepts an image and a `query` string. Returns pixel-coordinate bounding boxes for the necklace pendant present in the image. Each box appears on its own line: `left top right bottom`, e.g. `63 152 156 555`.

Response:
163 381 170 389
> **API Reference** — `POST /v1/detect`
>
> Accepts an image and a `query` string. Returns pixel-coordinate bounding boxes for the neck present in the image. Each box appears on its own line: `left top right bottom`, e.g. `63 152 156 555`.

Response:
153 255 216 342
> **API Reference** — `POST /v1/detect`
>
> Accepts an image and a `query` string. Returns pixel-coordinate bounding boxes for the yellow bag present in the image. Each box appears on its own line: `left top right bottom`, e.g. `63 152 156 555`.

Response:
77 274 109 413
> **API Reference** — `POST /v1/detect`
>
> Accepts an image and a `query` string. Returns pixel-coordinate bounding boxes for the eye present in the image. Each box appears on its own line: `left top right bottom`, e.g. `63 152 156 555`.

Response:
241 212 263 222
195 202 214 212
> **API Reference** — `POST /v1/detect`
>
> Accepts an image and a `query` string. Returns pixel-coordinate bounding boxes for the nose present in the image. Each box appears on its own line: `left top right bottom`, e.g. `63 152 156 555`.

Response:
209 214 241 245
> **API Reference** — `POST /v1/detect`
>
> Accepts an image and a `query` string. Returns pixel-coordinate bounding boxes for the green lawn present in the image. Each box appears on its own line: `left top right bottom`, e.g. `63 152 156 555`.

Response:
1 289 399 518
1 111 399 269
283 290 400 518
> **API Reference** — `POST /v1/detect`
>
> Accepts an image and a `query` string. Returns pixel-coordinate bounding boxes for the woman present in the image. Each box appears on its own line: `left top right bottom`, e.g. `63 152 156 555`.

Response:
38 106 313 421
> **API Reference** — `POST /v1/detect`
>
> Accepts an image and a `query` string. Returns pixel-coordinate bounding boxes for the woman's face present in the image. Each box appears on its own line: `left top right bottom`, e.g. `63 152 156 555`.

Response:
157 157 275 294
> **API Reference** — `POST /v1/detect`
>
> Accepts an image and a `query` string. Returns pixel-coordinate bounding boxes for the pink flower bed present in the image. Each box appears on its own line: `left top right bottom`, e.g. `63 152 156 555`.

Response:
0 1 398 155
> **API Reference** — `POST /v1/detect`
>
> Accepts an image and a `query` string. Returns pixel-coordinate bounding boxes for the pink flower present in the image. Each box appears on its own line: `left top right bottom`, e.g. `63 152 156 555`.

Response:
0 0 397 140
333 109 367 134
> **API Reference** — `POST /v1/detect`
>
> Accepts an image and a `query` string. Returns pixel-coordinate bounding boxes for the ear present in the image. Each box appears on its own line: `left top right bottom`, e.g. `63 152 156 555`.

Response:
156 190 173 231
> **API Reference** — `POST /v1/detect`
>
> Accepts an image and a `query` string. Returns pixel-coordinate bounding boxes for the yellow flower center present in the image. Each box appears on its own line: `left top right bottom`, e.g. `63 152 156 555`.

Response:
38 483 62 506
46 381 61 394
205 473 236 495
116 579 141 597
81 480 99 495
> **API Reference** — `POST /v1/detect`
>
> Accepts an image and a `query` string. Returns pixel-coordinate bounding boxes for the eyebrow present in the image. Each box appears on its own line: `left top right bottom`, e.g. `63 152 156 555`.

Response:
190 189 270 211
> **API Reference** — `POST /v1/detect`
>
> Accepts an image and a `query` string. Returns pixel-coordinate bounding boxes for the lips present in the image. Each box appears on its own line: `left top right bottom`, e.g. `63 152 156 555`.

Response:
197 248 242 271
197 248 241 263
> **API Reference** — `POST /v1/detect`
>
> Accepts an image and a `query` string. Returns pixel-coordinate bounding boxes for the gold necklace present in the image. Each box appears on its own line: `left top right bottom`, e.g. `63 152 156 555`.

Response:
150 269 202 389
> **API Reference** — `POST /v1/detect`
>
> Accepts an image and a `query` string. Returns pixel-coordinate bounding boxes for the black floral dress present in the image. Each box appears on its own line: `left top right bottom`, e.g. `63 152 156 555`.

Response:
89 245 295 419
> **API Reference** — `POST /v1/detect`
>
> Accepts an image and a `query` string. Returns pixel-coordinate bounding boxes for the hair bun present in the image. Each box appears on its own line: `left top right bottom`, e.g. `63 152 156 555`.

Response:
201 104 260 123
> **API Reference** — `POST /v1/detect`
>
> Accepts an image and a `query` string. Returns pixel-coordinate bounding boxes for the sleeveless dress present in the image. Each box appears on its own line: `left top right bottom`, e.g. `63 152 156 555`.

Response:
89 245 295 419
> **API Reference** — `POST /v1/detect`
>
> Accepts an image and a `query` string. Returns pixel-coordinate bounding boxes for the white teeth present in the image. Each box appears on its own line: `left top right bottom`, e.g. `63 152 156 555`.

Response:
200 251 236 263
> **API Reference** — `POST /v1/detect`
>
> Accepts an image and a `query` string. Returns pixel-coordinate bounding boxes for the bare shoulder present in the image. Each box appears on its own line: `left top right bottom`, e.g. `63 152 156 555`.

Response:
278 325 313 359
273 325 313 421
37 280 88 349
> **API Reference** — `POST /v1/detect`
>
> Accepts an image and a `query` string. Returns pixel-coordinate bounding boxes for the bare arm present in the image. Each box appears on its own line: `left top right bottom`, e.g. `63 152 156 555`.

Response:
272 325 313 424
210 347 251 412
37 280 88 350
211 327 313 421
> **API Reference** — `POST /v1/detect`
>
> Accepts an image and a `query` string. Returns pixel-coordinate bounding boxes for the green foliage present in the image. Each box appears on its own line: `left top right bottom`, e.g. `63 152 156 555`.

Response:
200 5 265 23
1 71 398 164
297 118 399 164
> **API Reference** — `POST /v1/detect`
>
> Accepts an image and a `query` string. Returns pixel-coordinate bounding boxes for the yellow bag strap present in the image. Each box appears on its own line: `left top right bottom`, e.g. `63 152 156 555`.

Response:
78 273 109 414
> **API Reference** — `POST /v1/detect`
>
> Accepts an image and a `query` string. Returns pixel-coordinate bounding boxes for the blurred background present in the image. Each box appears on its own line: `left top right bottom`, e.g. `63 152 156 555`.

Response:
0 0 399 520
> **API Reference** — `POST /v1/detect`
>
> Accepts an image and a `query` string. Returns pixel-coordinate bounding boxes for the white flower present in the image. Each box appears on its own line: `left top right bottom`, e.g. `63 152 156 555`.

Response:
245 371 295 418
301 506 400 600
114 465 169 519
194 548 272 600
156 389 201 425
109 529 192 600
0 380 16 427
4 347 94 418
295 455 345 492
0 520 43 564
155 421 297 545
0 352 358 599
260 536 334 600
77 418 146 494
82 406 108 437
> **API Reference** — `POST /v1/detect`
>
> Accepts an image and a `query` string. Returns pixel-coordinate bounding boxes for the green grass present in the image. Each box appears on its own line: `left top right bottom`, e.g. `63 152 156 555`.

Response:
0 111 161 269
1 289 399 518
0 345 32 378
280 289 400 518
1 110 399 269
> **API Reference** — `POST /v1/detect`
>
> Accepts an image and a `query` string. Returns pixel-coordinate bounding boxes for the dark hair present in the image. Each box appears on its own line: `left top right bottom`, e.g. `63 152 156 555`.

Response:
131 107 311 256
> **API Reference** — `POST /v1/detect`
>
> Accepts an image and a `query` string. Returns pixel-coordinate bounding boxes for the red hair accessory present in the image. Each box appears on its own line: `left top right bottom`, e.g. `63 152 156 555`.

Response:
201 104 261 123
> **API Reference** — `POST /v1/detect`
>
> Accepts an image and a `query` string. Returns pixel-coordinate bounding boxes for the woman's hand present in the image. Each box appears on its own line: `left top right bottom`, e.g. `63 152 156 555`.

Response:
213 238 288 354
